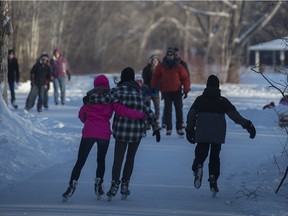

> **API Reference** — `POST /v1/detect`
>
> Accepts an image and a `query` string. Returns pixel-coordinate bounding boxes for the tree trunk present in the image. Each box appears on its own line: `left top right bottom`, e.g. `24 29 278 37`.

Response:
0 0 11 105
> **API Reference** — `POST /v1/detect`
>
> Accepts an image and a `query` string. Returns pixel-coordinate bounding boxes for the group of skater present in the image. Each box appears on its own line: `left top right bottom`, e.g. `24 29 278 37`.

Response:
7 49 71 112
62 47 256 201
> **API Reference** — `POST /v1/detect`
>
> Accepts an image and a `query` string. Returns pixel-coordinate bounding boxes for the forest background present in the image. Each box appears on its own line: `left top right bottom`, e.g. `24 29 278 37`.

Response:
5 1 288 84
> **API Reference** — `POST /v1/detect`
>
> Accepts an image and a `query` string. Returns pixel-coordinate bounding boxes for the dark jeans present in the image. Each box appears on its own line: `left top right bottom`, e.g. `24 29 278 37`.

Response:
192 143 222 180
111 140 141 181
162 91 183 131
69 138 109 185
8 81 15 102
25 85 45 110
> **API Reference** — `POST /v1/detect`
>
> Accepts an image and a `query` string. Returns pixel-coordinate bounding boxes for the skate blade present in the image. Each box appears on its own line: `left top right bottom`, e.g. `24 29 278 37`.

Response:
97 195 102 200
62 196 69 202
121 194 128 200
194 170 203 189
211 188 218 198
107 196 113 201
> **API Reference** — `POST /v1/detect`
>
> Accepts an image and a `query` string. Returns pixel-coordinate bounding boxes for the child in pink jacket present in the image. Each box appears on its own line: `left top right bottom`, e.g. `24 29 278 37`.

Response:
63 75 146 201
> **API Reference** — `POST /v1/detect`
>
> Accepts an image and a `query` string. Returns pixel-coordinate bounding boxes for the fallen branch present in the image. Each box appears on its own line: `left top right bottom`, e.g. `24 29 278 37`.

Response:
275 166 288 194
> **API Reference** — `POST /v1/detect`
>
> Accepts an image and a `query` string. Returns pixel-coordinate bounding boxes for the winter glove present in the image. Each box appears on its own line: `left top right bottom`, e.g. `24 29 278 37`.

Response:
82 95 89 104
244 120 256 139
185 128 195 144
182 92 188 99
153 128 161 142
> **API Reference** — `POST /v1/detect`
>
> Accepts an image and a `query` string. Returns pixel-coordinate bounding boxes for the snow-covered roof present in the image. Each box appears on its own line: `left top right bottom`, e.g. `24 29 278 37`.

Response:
249 37 288 51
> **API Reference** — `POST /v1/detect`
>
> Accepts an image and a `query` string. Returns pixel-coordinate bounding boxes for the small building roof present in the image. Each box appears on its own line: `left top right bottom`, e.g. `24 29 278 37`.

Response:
249 37 288 51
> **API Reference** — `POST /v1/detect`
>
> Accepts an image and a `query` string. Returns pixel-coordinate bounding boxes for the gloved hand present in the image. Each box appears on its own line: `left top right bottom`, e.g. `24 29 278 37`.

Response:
153 128 161 142
182 92 188 99
245 120 256 139
185 128 195 144
82 95 89 104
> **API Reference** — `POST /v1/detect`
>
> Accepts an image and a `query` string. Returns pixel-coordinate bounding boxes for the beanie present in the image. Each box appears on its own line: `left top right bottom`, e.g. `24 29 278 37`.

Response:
94 74 110 88
40 51 49 59
206 75 220 88
120 67 135 82
166 47 175 56
150 55 160 62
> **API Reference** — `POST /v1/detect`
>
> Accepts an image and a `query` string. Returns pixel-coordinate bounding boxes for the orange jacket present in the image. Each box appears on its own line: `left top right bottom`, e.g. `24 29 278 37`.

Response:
150 63 190 93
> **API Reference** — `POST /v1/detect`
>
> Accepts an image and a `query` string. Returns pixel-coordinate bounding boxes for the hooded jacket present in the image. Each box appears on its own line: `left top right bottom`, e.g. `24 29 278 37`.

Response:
186 87 249 144
150 57 190 93
50 49 71 79
78 75 145 140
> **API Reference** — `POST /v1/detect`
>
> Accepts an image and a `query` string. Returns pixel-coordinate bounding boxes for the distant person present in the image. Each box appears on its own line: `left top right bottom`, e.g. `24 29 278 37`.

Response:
89 67 161 200
62 74 147 201
24 53 51 112
174 47 190 129
50 49 71 105
7 49 20 109
150 47 190 137
174 47 190 77
142 55 161 129
185 75 256 196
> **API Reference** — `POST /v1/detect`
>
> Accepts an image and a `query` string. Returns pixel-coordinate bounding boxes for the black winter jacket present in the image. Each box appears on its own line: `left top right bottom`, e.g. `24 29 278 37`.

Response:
186 87 249 144
7 57 20 83
30 61 51 86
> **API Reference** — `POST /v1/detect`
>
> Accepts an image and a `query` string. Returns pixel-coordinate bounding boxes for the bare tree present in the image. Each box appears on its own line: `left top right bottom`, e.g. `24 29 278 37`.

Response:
0 0 12 104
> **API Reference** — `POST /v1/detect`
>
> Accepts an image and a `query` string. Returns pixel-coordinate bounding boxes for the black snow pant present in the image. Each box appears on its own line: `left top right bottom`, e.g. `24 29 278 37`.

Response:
162 91 183 131
111 140 141 182
69 137 109 185
192 143 222 180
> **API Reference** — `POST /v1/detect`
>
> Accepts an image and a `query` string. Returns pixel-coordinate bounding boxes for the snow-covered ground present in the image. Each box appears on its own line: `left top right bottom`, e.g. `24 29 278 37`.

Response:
0 70 287 215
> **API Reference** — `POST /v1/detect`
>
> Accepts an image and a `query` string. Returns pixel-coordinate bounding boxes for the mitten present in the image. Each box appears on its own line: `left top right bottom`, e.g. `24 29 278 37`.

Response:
182 92 188 99
153 129 161 142
185 128 195 144
82 95 89 104
245 120 256 139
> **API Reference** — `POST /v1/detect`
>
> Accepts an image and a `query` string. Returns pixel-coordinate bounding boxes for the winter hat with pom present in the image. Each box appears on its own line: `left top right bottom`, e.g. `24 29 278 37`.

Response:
120 67 135 82
94 74 110 88
206 75 220 88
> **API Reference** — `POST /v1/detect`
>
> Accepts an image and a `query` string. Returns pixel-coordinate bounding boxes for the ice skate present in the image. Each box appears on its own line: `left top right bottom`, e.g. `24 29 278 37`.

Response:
107 180 120 201
120 179 130 200
62 180 77 202
94 178 104 200
194 164 203 189
177 129 185 138
208 175 219 197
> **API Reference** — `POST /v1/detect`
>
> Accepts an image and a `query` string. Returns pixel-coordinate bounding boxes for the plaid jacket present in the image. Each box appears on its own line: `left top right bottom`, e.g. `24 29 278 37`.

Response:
89 80 158 142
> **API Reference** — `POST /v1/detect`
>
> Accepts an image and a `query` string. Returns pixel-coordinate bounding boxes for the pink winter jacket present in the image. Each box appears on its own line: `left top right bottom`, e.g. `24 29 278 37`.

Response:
78 102 145 140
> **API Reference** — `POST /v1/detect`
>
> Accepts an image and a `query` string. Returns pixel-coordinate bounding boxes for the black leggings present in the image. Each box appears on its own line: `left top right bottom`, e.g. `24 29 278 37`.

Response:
192 143 222 180
112 140 141 181
69 137 109 185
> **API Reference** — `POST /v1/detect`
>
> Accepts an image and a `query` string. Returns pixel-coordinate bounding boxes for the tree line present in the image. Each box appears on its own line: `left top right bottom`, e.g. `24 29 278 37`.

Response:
3 1 288 84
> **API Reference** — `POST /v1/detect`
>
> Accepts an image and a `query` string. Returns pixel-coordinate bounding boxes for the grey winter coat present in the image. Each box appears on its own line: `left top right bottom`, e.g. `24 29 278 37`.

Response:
186 87 249 144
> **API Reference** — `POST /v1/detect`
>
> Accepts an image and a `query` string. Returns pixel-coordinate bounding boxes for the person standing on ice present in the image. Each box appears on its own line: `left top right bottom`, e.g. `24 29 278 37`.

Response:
7 49 20 109
150 47 190 137
185 75 256 196
88 67 161 200
50 48 71 105
62 75 147 201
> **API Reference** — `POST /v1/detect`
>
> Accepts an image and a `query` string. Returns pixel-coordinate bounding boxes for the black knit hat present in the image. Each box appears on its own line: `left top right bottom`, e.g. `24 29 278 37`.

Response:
121 67 135 82
206 75 220 88
166 47 175 56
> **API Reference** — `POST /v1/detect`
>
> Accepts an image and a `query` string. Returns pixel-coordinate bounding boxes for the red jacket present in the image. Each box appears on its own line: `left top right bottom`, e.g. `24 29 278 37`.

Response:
150 62 190 93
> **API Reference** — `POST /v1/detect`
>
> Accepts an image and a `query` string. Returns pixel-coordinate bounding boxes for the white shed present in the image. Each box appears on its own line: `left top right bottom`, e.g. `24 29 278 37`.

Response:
248 37 288 67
